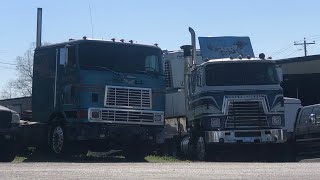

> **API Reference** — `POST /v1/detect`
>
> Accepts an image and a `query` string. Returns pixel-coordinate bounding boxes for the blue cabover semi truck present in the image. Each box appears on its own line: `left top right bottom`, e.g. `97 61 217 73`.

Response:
164 28 286 161
30 38 165 158
16 8 166 160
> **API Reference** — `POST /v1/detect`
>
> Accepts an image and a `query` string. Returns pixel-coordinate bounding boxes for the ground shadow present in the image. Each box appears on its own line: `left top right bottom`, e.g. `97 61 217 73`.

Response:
19 150 148 163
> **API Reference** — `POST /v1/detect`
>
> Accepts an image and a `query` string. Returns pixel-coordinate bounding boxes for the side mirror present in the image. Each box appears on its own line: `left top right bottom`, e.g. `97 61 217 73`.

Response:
66 45 76 68
309 113 316 124
276 66 283 82
196 73 202 87
196 68 203 87
59 48 68 66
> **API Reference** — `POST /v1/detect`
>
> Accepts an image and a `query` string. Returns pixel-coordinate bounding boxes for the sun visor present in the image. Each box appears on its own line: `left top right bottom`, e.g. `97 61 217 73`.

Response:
198 36 254 60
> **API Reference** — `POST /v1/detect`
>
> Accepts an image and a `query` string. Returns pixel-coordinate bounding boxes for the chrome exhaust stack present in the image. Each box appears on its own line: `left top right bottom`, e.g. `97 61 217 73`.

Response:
36 8 42 48
188 27 196 67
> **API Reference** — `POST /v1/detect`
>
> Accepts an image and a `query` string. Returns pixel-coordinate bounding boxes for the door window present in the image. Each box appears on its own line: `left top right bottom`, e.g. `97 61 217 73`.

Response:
312 106 320 124
298 107 314 126
145 55 159 72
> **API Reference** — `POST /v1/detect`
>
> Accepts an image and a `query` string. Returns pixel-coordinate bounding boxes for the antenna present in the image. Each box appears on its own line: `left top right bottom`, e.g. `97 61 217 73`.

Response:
89 3 94 38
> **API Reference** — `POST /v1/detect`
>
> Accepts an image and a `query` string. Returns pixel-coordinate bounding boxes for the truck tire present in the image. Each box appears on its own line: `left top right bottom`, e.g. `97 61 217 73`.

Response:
48 122 69 157
0 142 17 162
195 136 207 161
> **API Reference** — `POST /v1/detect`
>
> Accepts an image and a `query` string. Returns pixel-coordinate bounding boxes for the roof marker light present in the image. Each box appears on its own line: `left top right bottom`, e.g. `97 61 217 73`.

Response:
120 39 125 43
259 53 266 60
83 36 87 40
111 38 116 42
129 40 133 44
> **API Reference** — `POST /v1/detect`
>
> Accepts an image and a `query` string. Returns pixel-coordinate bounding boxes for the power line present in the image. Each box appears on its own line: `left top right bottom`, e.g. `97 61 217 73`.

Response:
0 62 16 66
271 44 295 57
0 65 16 70
294 38 316 56
283 49 302 58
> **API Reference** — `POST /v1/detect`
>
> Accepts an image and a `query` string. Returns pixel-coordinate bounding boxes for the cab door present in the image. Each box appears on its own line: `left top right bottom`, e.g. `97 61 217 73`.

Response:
308 106 320 148
295 106 314 151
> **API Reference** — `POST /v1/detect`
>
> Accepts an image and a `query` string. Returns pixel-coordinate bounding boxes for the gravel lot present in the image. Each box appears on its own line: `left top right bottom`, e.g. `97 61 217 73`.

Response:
0 159 320 180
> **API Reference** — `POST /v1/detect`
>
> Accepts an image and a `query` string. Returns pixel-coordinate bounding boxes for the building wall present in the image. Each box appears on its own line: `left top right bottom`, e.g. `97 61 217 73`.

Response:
279 55 320 106
0 97 32 114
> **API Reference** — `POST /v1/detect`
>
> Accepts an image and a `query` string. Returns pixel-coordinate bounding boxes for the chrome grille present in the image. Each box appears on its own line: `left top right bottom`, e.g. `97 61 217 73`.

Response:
225 101 268 128
105 86 152 109
101 109 154 123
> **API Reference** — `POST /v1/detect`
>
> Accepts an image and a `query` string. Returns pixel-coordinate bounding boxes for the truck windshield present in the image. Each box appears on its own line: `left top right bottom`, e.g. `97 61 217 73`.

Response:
205 63 280 86
78 42 162 74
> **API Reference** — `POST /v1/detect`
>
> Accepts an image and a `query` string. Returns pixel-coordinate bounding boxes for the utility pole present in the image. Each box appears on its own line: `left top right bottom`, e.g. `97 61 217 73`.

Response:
294 38 316 56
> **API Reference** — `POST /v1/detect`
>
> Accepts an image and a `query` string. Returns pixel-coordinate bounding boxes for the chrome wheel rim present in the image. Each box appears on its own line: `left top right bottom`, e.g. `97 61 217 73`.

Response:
52 126 64 154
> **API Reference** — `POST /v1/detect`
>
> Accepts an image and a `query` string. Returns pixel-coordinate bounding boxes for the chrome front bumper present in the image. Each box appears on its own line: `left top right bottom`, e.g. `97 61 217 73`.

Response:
88 107 165 126
205 129 286 144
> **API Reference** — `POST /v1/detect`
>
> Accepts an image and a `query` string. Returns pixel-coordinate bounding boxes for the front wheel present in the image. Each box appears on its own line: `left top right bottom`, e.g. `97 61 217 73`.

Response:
48 123 68 157
196 136 207 161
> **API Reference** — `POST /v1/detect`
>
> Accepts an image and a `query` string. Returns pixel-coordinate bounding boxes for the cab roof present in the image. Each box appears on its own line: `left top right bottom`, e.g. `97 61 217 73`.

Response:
35 39 162 51
200 58 276 66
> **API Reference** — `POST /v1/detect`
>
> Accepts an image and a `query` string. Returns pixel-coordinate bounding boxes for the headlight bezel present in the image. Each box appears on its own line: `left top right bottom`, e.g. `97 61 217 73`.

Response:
211 117 221 128
272 116 282 126
11 112 20 123
89 109 102 120
154 114 164 122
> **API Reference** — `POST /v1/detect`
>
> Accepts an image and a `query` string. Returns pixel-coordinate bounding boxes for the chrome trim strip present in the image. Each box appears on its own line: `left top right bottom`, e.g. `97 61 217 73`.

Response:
88 107 164 126
205 129 286 144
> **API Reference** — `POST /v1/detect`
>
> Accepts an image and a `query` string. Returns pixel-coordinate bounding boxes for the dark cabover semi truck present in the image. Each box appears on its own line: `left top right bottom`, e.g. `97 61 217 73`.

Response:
0 106 20 162
164 28 286 161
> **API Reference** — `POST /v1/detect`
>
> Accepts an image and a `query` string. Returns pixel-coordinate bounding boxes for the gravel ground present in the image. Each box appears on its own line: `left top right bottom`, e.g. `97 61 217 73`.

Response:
0 160 320 180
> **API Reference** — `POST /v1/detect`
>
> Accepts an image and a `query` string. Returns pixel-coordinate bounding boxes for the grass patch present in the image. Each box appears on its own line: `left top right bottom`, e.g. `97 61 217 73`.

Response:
145 155 186 163
13 156 27 163
12 148 188 163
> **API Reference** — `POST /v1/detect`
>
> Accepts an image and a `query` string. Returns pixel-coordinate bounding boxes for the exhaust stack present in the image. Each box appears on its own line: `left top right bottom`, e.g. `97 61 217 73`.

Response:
36 8 42 48
188 27 196 66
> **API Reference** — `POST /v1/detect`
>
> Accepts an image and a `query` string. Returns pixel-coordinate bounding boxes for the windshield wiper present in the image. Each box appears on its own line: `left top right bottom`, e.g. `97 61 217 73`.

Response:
144 67 165 76
135 70 156 78
82 65 121 76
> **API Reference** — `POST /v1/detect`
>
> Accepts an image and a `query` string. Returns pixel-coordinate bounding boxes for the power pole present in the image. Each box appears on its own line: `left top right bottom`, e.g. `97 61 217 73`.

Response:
294 38 316 56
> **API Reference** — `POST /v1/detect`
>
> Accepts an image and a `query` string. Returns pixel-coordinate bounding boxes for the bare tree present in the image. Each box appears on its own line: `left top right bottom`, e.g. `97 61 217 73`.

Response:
0 43 36 99
0 81 18 99
12 43 35 96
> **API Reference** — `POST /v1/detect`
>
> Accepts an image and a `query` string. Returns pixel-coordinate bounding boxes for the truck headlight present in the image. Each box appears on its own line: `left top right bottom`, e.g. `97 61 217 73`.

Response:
154 114 163 122
211 118 221 128
11 113 20 123
272 116 281 125
90 110 101 120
